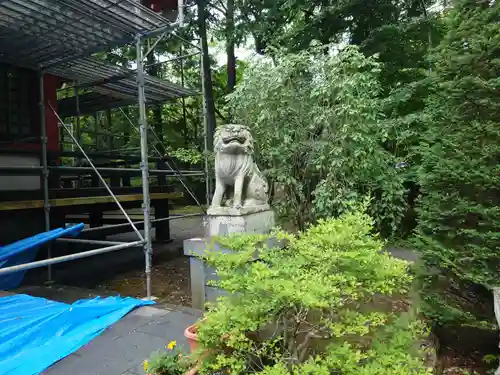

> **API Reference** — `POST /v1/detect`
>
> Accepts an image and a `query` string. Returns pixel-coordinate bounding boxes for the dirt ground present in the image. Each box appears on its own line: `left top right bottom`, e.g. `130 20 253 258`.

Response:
98 255 192 306
94 211 204 307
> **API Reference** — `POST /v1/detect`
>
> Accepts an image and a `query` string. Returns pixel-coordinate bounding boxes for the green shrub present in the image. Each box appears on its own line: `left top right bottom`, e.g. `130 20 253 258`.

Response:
195 208 432 374
227 45 407 235
413 0 500 322
144 341 193 375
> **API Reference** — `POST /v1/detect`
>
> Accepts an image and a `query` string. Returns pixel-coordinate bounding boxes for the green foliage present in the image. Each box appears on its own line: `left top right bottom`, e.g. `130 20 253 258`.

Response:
233 0 433 53
145 344 193 375
166 146 203 165
413 262 496 329
406 1 500 330
228 45 407 234
195 208 431 374
414 1 500 289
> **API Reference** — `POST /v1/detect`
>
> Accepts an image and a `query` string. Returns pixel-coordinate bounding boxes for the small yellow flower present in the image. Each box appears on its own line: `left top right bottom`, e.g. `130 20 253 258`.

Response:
143 359 149 372
167 340 177 350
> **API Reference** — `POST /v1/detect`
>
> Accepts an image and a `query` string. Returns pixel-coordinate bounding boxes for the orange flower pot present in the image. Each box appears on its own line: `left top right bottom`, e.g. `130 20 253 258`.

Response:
184 322 199 353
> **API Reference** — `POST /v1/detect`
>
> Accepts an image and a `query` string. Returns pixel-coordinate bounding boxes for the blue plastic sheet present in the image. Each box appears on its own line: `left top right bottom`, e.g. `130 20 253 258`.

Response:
0 224 84 290
0 294 154 375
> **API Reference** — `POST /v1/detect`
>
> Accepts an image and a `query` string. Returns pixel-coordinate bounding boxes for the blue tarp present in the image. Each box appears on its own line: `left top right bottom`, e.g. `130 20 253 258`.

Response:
0 224 85 290
0 294 154 375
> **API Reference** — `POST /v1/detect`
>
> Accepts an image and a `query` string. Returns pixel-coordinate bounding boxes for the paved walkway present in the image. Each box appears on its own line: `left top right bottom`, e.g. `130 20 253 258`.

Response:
43 304 201 375
8 285 201 375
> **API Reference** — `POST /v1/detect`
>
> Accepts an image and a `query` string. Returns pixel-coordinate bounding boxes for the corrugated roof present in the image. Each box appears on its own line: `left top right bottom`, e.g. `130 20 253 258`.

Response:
53 56 196 116
58 92 133 117
0 0 196 115
47 57 195 113
0 0 172 69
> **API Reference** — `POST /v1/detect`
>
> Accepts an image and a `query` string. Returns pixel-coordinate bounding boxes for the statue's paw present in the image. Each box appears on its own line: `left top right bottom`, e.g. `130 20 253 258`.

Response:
233 202 242 209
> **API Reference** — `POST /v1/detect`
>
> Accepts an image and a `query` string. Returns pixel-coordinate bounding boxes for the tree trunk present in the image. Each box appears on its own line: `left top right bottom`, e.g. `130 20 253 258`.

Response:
180 44 189 146
197 0 216 152
226 0 236 122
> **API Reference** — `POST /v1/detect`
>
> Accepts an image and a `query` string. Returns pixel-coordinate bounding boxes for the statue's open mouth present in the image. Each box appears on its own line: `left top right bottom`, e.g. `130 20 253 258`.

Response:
222 136 245 145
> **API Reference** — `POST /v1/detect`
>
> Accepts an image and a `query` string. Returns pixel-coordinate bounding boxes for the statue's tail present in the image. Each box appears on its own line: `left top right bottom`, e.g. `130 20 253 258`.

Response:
249 166 269 202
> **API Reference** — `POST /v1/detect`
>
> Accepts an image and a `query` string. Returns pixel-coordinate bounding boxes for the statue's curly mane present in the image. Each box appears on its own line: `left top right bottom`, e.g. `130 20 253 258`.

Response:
213 128 224 153
214 125 254 154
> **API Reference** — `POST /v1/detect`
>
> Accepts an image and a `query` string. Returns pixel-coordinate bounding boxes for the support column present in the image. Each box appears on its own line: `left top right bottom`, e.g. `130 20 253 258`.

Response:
136 37 153 300
200 40 211 207
153 199 171 244
74 83 81 144
39 70 52 282
74 83 82 188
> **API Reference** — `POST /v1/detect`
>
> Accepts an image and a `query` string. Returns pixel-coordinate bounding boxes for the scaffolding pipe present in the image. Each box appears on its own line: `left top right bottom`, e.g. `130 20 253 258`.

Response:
0 145 163 160
56 238 131 246
138 22 178 40
151 213 203 223
0 166 203 179
0 240 145 276
48 103 145 242
74 82 81 144
93 147 142 153
144 52 200 69
136 37 153 299
145 32 166 61
39 70 53 282
81 213 204 233
170 31 202 52
51 166 203 176
200 39 211 207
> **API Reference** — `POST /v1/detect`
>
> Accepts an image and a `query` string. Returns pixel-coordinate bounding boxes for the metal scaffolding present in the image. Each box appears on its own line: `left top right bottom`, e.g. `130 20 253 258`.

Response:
0 0 207 299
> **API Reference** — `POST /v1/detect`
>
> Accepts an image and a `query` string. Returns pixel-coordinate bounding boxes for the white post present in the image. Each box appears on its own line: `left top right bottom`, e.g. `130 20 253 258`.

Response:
494 288 500 375
178 0 184 27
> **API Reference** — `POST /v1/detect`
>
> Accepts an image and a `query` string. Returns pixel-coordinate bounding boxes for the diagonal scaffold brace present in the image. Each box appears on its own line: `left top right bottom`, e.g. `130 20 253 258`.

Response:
47 103 145 244
118 108 206 214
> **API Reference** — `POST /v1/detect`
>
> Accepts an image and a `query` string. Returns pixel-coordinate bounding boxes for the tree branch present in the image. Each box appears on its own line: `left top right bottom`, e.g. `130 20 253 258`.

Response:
297 330 327 363
209 0 227 14
214 106 227 122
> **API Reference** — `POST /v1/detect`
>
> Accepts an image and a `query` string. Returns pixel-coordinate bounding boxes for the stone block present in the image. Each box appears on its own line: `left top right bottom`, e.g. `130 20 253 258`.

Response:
205 207 275 237
183 236 286 310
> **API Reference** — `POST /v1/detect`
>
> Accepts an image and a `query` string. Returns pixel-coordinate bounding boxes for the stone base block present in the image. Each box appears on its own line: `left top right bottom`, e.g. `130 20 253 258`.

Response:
184 236 286 310
205 207 275 237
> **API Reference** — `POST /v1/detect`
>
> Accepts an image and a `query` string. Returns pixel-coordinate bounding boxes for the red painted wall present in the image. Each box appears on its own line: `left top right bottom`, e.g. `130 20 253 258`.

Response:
142 0 178 13
44 74 59 152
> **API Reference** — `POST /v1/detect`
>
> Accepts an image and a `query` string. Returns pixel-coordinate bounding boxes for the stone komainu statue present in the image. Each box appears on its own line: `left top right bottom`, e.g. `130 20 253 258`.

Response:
210 124 269 209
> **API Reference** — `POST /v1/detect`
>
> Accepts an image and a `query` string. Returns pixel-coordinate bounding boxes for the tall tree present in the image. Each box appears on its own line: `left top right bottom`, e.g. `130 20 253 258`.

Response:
414 0 500 322
226 0 236 96
198 0 217 151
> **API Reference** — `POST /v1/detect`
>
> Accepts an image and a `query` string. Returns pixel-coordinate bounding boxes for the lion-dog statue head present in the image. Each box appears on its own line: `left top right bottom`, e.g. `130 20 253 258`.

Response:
214 124 254 155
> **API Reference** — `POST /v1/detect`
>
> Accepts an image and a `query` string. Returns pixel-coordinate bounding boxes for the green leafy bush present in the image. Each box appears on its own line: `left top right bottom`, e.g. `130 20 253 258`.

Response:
227 45 407 235
413 1 500 319
144 341 194 375
195 208 432 374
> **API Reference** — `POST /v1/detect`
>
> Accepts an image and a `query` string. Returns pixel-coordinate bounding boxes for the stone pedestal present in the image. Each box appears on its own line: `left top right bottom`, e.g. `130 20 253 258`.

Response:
184 205 276 310
205 205 275 237
184 235 284 310
184 238 231 311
